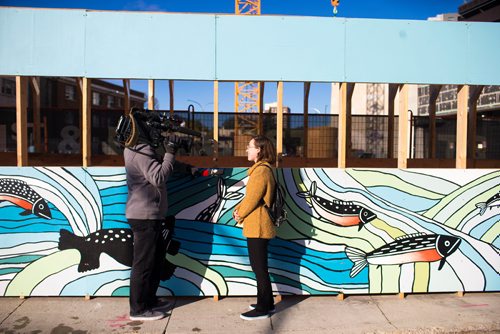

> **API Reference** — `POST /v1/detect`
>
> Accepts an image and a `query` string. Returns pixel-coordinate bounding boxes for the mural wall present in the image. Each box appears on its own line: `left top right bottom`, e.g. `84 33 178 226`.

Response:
0 167 498 297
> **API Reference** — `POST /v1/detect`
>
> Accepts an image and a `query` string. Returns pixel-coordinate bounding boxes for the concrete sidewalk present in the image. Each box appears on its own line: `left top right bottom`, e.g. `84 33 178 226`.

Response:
0 293 499 333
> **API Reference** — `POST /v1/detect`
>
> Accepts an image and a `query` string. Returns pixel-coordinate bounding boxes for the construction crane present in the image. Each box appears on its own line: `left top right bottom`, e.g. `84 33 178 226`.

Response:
234 0 263 140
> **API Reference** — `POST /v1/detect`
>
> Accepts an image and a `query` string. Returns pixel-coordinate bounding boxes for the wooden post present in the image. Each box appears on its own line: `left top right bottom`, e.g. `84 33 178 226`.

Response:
397 84 408 169
213 295 220 302
337 293 345 301
304 82 311 159
258 82 265 135
428 85 442 159
456 85 469 169
387 84 398 159
338 83 354 168
16 76 28 166
76 78 83 155
148 79 155 110
123 79 130 114
169 80 174 115
213 80 219 162
277 81 284 167
457 291 465 297
467 86 484 165
398 292 406 299
30 77 41 153
338 83 347 168
82 78 92 167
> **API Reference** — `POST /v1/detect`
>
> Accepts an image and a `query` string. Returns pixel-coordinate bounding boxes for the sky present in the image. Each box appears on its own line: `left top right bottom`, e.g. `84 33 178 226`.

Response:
0 0 466 113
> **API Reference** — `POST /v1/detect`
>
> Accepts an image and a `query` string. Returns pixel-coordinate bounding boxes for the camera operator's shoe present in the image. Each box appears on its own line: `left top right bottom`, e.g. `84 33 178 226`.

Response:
240 309 271 321
248 304 276 313
151 300 171 312
129 310 165 321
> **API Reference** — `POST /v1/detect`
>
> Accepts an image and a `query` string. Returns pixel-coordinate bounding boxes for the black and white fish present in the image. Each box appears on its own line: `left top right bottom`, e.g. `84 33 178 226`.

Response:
476 191 500 216
0 178 51 219
58 228 133 272
196 177 243 222
345 233 462 277
297 181 376 230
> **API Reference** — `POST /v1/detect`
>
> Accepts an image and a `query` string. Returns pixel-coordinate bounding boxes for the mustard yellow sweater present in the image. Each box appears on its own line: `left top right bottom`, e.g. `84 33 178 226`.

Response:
235 161 276 239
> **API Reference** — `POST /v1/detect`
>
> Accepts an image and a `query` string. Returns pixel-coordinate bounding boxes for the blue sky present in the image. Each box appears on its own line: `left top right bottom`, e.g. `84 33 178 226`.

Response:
0 0 465 113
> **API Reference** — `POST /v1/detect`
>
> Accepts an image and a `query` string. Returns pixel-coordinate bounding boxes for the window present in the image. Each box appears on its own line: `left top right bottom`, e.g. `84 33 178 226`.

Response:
92 92 100 106
65 85 76 101
1 79 15 96
107 95 114 108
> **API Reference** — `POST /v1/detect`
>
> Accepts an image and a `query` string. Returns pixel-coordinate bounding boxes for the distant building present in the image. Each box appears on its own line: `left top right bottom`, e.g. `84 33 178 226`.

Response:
0 77 146 109
427 13 459 21
0 77 146 154
415 3 500 159
458 0 500 22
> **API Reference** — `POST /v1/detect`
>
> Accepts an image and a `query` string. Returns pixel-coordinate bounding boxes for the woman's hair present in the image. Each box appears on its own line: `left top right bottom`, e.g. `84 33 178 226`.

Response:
252 135 276 164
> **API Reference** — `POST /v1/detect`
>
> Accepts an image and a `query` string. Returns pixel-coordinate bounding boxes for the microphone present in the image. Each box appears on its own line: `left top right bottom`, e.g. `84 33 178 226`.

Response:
201 169 224 177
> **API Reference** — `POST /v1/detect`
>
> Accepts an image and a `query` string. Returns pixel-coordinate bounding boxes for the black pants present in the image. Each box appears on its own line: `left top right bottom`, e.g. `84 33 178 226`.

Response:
247 238 274 313
128 219 165 315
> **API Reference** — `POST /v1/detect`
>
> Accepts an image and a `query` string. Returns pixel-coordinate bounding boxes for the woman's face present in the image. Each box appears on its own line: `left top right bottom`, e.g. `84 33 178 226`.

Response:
246 139 260 163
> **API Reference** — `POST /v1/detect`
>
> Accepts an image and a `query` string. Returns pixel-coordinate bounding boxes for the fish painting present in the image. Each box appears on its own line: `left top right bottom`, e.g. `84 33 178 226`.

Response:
476 191 500 216
0 178 52 219
345 233 462 277
196 177 243 222
297 181 376 230
58 228 133 272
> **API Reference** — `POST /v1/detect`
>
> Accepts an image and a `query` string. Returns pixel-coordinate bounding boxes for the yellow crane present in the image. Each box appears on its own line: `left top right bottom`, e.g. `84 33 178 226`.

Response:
234 0 263 140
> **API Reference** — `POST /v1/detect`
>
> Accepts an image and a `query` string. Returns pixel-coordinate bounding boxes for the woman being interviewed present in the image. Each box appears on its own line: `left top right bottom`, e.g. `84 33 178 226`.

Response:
233 135 277 321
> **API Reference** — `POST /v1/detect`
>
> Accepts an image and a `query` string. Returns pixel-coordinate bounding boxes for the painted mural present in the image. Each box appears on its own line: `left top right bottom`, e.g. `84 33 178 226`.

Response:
0 167 498 297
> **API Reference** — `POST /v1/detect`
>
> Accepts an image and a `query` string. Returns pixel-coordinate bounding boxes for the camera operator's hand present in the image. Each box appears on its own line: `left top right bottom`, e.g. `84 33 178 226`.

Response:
164 135 182 155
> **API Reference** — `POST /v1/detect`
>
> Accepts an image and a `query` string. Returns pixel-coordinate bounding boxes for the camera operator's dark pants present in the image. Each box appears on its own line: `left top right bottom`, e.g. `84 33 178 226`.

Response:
247 238 274 313
128 219 165 316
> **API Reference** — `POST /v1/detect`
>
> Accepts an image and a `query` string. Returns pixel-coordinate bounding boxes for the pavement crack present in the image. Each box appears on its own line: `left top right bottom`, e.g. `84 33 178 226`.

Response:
162 298 176 334
0 299 27 326
370 296 398 331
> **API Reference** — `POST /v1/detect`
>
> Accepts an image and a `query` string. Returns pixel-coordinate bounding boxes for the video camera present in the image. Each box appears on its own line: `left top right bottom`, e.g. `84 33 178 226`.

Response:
114 108 201 149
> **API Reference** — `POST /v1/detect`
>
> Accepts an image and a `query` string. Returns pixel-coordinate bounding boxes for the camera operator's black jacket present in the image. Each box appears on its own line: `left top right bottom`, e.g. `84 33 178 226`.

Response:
124 144 175 220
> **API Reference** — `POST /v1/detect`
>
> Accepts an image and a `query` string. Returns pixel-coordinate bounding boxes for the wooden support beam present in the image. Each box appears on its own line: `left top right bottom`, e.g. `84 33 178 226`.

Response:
84 294 91 300
456 85 469 169
82 78 92 167
213 80 219 162
428 85 443 159
457 291 465 297
258 82 265 135
76 78 83 155
397 84 409 169
337 293 345 301
304 82 311 159
16 76 28 166
277 81 284 167
169 80 174 115
398 292 406 299
338 83 354 168
213 295 220 302
148 79 155 110
467 86 484 165
123 79 130 115
387 84 398 159
274 295 282 303
30 77 41 153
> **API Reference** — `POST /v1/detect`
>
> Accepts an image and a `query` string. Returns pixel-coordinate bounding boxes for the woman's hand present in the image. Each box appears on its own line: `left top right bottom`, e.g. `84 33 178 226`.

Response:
233 209 241 224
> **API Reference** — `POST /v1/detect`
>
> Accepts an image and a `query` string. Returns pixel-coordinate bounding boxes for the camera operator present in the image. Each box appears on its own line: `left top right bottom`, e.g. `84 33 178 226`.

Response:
124 119 181 321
